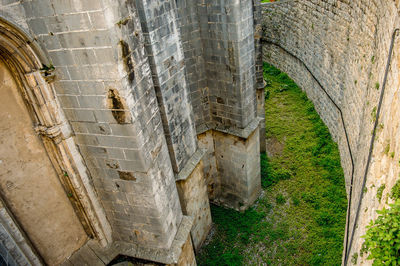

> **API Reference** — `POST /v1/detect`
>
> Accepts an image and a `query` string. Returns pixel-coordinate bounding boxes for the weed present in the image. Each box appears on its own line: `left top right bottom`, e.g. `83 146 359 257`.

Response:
351 252 358 264
384 143 390 155
371 106 377 122
276 194 286 205
390 180 400 200
265 89 270 100
375 82 380 90
362 201 400 264
377 184 386 203
40 63 55 78
292 195 300 206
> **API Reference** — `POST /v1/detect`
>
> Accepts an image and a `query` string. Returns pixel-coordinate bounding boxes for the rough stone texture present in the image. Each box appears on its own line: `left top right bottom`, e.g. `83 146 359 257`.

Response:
256 88 266 153
253 0 266 153
197 131 220 201
200 0 257 129
0 0 184 258
175 0 210 133
198 121 261 211
176 149 212 250
262 1 400 264
63 216 195 265
0 61 87 265
0 199 42 266
173 234 196 266
176 0 259 131
175 0 263 211
213 128 261 210
0 0 263 264
136 0 198 174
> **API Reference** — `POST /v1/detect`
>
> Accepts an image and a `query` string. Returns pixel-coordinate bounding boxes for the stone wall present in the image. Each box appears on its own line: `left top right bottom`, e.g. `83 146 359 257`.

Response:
175 0 262 211
0 0 187 261
176 150 212 250
176 0 210 132
0 60 87 264
0 0 263 264
262 0 400 264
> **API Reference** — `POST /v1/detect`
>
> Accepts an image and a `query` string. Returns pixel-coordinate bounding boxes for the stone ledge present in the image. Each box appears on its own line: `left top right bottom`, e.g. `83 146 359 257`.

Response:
257 79 267 90
175 148 207 181
196 117 262 139
260 0 292 6
63 216 194 265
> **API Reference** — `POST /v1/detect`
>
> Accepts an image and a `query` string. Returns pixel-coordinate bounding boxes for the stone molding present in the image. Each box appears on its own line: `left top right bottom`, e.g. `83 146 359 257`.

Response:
0 199 42 265
175 149 207 182
196 117 263 140
0 17 112 248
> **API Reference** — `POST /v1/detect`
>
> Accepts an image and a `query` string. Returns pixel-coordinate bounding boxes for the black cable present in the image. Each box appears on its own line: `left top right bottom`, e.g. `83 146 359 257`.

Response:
344 28 399 265
262 27 398 264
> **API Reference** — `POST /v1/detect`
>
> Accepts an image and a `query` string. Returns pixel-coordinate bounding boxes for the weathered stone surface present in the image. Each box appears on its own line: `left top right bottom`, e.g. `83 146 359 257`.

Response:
136 0 198 174
176 149 212 250
198 122 261 211
0 0 264 264
0 61 87 265
0 200 42 266
64 216 195 265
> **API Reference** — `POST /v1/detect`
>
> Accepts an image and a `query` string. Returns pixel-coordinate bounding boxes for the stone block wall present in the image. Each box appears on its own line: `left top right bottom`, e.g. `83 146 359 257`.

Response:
135 0 198 174
201 0 257 129
262 0 400 264
0 0 185 259
0 0 264 264
175 0 262 210
213 129 261 210
176 0 210 132
176 149 212 250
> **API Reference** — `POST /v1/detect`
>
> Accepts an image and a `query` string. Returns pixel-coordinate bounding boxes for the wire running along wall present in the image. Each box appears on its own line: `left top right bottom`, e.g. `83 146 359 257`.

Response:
261 28 398 264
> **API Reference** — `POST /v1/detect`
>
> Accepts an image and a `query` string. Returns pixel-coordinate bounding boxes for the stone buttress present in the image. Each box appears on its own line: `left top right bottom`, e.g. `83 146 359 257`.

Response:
0 0 263 264
177 0 262 211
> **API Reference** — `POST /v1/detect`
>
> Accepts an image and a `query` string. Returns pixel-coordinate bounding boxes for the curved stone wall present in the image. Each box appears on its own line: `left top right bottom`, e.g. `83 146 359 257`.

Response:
262 0 400 264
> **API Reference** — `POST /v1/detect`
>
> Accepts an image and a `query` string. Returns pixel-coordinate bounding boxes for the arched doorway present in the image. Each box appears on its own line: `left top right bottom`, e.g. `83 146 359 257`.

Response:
0 17 111 265
0 59 87 264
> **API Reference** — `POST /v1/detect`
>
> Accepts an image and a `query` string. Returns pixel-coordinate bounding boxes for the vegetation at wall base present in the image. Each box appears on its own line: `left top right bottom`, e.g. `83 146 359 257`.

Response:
390 180 400 200
196 63 347 265
362 200 400 265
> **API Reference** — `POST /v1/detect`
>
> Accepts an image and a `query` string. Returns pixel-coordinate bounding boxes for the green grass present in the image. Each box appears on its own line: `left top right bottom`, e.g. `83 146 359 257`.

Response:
196 63 347 265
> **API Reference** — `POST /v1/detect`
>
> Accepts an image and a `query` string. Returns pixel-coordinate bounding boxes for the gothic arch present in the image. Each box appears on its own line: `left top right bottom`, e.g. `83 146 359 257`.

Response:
0 16 112 261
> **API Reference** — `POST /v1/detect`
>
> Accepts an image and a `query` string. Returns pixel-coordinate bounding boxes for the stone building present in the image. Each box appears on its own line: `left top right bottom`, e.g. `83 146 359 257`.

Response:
4 0 399 265
0 0 264 265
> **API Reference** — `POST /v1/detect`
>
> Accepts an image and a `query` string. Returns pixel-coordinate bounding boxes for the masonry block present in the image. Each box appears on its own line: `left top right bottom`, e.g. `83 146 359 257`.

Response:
175 149 212 250
213 128 261 210
198 121 261 211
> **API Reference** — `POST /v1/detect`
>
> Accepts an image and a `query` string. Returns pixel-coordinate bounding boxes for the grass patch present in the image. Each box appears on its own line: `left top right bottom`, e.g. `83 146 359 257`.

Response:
197 63 347 265
276 194 286 205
